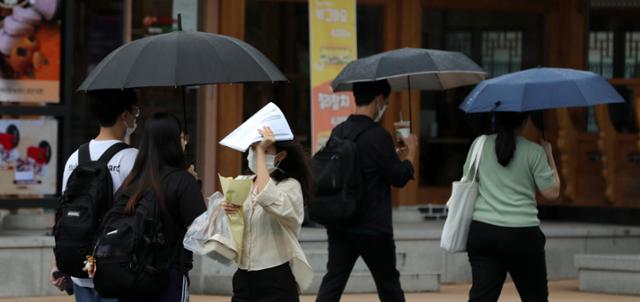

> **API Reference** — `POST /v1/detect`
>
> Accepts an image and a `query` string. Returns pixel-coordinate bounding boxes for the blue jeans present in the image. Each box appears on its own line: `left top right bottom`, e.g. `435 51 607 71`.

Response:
73 283 118 302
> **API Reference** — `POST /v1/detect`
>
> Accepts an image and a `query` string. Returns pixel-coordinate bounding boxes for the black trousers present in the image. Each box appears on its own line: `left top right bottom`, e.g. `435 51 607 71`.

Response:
316 229 405 302
231 263 299 302
467 220 549 302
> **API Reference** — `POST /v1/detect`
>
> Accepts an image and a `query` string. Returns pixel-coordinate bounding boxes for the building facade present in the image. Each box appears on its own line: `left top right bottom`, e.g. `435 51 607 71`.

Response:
1 0 639 221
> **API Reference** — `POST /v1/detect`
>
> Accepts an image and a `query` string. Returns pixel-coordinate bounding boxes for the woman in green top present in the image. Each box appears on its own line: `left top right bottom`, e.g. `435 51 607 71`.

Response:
464 112 560 302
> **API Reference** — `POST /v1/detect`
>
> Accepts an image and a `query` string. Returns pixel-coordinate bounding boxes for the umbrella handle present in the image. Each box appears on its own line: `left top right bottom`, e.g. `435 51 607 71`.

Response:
540 111 545 139
182 86 188 136
407 77 413 133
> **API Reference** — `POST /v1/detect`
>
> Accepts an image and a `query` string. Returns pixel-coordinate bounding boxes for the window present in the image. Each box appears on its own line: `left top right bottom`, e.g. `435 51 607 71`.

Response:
590 7 640 134
420 9 543 187
70 0 126 150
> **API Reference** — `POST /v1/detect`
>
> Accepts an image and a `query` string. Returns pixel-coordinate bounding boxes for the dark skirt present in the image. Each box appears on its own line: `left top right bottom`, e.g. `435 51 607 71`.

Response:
232 262 299 302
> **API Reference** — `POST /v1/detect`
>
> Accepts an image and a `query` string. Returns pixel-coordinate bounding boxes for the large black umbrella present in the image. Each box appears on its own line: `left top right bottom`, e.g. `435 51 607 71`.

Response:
78 24 285 90
332 48 485 130
78 15 286 137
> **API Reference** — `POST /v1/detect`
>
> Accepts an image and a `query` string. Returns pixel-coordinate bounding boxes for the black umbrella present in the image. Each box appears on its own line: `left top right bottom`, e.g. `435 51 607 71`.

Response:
78 15 287 136
332 48 485 130
78 17 285 90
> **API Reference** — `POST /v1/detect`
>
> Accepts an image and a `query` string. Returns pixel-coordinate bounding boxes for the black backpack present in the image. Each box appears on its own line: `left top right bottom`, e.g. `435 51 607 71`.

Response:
92 173 181 298
309 124 374 226
53 142 131 278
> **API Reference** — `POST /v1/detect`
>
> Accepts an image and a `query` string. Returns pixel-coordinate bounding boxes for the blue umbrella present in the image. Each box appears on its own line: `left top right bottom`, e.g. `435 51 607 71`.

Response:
460 67 624 113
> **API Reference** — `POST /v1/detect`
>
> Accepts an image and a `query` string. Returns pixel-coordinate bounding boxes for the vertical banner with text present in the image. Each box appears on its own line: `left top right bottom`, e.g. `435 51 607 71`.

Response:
309 0 357 154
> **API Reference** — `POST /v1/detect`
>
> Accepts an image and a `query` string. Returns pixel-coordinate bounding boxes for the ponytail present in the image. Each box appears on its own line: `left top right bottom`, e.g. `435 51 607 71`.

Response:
494 112 529 167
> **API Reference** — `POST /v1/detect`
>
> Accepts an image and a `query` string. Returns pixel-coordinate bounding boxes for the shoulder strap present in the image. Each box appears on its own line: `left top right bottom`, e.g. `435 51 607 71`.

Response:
78 143 91 165
97 142 132 164
464 135 487 181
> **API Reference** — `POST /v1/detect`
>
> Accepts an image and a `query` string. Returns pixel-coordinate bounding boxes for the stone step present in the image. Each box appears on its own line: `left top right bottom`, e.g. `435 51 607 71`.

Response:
575 254 640 296
575 254 640 272
3 213 54 230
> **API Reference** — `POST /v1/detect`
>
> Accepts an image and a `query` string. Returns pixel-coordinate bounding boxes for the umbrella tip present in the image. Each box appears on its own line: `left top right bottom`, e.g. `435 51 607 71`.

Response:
494 101 501 110
177 13 182 31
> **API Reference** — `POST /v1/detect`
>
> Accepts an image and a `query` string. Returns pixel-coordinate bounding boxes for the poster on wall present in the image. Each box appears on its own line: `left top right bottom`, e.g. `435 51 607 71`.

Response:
309 0 357 154
0 0 61 103
0 118 58 196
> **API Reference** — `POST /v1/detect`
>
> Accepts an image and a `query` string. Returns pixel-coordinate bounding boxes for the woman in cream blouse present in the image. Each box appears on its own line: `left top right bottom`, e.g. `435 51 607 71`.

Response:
223 126 313 302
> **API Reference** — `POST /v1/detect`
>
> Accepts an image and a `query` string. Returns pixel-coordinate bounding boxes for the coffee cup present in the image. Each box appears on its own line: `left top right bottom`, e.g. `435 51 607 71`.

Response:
394 120 411 141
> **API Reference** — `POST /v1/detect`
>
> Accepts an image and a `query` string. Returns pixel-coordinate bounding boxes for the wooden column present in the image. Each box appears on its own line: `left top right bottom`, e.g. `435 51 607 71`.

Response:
595 104 618 203
555 108 579 201
388 0 421 206
196 0 220 196
547 0 589 203
596 80 640 206
215 0 246 182
636 89 640 154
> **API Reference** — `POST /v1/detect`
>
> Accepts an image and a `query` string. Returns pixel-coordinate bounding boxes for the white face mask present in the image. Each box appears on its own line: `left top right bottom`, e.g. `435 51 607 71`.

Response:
247 148 278 174
375 102 388 123
124 118 137 138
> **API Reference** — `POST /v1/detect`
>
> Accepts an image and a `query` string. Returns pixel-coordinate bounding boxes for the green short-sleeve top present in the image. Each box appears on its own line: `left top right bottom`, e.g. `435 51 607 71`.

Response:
462 134 556 227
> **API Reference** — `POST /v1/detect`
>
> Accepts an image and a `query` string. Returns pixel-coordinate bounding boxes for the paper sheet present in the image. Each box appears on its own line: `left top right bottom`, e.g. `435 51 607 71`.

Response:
219 102 294 152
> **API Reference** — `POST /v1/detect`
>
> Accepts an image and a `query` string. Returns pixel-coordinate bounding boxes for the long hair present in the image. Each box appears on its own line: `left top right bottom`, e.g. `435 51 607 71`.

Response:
494 112 529 167
271 140 313 205
120 112 187 213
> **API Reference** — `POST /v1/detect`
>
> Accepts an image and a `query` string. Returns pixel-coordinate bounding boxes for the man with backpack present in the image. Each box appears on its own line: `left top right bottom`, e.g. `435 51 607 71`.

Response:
50 89 139 302
315 80 417 302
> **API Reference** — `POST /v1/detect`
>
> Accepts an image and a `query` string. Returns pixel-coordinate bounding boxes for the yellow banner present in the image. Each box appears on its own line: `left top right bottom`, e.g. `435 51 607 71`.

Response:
309 0 357 153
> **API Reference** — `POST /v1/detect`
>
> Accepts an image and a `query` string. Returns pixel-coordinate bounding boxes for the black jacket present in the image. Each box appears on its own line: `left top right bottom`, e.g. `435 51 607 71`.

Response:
159 168 206 271
330 115 414 234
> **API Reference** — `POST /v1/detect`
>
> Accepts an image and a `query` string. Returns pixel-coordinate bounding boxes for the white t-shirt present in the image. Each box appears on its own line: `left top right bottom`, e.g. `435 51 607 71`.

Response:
61 139 138 288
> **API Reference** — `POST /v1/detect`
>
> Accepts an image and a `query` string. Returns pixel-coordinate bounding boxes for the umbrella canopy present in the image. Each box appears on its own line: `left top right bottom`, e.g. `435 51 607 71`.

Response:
460 67 624 113
78 30 287 91
331 48 486 92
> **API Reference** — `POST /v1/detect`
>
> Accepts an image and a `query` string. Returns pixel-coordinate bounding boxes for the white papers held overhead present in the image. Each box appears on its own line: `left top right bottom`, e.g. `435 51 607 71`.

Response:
219 102 294 152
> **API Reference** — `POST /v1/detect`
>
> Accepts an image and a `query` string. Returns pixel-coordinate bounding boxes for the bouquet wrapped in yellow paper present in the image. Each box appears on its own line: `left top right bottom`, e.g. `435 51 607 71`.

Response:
219 174 254 262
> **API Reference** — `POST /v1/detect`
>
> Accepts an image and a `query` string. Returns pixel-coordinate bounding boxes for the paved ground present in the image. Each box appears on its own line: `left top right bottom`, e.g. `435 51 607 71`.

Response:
2 280 638 302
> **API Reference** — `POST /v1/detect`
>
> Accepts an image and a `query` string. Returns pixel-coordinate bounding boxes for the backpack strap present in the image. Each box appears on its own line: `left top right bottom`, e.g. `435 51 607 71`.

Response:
78 143 91 165
97 142 132 164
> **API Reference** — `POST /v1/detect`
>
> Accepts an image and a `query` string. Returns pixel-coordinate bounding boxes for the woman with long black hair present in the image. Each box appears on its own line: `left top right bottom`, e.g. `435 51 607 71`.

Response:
464 112 560 302
119 112 205 302
223 126 313 302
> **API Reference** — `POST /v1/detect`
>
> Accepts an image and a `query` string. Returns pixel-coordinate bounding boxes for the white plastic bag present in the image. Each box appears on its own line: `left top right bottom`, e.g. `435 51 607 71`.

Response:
440 135 487 253
183 192 238 263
